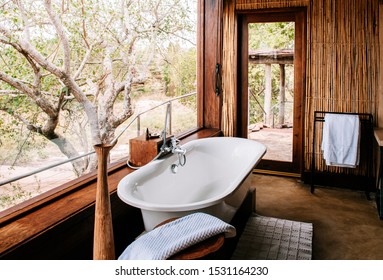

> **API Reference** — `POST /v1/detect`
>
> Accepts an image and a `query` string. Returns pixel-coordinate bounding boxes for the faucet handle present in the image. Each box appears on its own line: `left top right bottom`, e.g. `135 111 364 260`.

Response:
171 136 179 146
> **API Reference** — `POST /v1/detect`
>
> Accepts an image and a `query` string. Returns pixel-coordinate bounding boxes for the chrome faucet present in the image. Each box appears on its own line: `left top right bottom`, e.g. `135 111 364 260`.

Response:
160 135 186 156
159 103 186 172
170 137 186 155
126 102 186 170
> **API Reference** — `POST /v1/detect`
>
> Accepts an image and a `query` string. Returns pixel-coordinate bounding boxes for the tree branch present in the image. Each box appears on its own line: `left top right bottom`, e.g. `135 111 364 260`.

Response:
111 85 133 128
43 0 71 75
73 43 94 80
0 71 58 118
15 0 32 42
8 15 101 144
80 0 89 48
0 106 84 175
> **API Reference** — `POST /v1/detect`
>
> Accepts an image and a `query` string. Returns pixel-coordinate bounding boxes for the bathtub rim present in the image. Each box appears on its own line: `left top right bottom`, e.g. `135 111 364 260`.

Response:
117 137 266 212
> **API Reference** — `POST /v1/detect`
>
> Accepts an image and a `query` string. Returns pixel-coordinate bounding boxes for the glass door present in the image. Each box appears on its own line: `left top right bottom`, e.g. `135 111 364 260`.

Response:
247 22 294 163
238 10 306 175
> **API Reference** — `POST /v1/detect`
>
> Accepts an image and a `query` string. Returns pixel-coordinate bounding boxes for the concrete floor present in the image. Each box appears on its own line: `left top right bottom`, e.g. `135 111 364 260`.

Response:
250 173 383 260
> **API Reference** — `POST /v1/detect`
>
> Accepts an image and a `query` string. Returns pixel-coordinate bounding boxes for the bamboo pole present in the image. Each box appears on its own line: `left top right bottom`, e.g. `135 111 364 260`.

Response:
93 143 115 260
222 0 237 136
236 0 309 10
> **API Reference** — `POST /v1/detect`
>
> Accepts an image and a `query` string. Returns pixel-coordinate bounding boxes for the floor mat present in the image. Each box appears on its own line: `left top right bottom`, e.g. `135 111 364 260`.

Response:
231 214 313 260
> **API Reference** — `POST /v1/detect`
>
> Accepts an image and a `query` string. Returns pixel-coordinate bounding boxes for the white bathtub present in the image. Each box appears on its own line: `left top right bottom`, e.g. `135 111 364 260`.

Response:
117 137 266 231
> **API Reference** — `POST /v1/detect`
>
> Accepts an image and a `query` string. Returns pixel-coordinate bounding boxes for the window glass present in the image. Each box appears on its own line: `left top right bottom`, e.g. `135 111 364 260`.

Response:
0 0 198 212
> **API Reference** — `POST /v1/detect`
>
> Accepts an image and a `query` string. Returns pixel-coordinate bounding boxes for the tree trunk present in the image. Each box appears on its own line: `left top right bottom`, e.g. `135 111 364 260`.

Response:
50 136 86 176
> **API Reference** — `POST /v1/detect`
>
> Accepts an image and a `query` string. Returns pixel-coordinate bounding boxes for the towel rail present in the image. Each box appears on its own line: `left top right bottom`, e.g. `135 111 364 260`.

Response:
311 111 374 197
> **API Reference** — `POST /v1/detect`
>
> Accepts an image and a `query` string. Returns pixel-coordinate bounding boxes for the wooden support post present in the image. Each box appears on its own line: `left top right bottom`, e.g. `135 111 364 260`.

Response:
379 3 383 127
93 143 115 260
264 64 272 127
278 64 286 128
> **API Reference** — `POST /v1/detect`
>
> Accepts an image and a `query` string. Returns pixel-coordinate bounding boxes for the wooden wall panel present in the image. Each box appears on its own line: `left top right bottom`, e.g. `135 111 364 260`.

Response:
379 2 383 127
203 0 223 129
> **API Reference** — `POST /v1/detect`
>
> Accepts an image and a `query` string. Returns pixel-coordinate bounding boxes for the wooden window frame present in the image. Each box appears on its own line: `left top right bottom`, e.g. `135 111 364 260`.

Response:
0 0 227 258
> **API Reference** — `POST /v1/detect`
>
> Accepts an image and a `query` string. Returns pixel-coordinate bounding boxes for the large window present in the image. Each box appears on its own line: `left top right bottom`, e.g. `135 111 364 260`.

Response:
0 0 198 212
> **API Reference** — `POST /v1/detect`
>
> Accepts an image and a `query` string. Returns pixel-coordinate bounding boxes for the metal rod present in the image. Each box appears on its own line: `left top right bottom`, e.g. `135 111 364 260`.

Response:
169 101 172 135
0 150 95 186
137 115 141 137
111 92 196 145
311 110 373 194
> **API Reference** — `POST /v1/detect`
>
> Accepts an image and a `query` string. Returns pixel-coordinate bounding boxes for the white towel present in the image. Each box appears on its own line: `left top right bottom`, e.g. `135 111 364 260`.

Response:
321 113 360 167
118 212 236 260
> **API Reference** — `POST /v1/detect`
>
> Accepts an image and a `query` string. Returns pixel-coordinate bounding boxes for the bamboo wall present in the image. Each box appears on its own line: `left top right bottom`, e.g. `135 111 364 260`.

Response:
306 0 380 175
236 0 309 9
222 0 238 137
234 0 381 175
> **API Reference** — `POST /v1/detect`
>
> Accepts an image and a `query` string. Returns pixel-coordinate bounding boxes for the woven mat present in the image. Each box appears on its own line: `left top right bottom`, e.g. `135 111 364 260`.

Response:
231 214 313 260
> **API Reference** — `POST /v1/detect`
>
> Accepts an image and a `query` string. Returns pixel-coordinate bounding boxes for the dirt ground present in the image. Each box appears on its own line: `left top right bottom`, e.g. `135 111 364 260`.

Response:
248 127 293 162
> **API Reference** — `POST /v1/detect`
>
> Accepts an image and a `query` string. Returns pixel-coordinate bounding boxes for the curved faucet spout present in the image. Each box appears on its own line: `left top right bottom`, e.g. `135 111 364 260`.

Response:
173 147 186 155
157 104 187 167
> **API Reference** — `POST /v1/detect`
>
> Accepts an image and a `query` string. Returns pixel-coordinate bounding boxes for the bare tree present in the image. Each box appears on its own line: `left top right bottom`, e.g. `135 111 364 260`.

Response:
0 0 196 175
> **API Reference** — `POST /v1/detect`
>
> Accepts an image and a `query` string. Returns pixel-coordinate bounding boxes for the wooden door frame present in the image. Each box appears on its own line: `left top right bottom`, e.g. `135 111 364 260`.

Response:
237 8 306 175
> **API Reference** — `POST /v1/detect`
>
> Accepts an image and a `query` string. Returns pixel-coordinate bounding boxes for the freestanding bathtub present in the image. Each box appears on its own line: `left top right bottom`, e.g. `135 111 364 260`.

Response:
117 137 266 231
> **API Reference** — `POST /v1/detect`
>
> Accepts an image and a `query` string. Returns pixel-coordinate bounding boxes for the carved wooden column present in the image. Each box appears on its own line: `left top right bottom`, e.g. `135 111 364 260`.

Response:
93 143 115 260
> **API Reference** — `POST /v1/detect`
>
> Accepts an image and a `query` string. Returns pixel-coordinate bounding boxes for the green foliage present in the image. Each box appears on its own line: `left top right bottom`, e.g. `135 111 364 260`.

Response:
0 183 32 209
249 22 294 50
248 22 295 125
163 44 197 97
0 178 42 209
0 0 197 152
